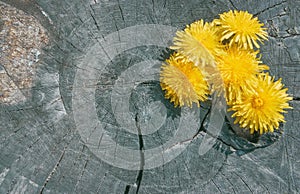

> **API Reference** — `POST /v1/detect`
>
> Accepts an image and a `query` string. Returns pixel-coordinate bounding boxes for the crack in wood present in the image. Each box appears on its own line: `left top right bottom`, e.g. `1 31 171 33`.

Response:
283 136 297 192
254 1 287 17
134 113 145 194
233 172 254 193
74 157 90 192
39 147 66 194
221 172 237 194
117 0 125 21
212 179 222 193
228 0 238 10
124 184 131 194
89 6 101 31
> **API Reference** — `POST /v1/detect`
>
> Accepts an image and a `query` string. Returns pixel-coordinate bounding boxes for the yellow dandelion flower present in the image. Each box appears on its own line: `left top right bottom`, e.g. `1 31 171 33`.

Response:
216 45 269 104
215 10 268 49
170 20 223 68
160 52 209 107
229 73 293 134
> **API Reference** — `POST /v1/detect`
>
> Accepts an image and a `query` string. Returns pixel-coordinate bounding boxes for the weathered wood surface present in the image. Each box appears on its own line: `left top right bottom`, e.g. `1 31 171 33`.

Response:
0 0 299 193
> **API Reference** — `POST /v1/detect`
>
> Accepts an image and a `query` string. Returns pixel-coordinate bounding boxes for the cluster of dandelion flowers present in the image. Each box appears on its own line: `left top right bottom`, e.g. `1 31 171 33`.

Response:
216 45 269 104
170 20 223 68
229 73 293 134
214 10 268 49
160 52 209 107
160 10 292 135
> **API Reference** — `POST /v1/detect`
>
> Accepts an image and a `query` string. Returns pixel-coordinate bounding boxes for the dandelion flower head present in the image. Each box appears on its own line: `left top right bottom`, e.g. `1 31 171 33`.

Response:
160 52 209 107
229 73 292 134
171 20 223 68
215 10 268 49
216 45 269 103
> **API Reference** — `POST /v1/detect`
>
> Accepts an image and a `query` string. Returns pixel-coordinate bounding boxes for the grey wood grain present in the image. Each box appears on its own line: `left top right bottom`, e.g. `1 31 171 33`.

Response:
0 0 299 193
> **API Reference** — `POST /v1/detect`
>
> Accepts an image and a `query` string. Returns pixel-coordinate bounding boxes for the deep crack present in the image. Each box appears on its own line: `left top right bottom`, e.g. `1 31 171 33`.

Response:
39 147 66 194
254 1 287 17
124 185 131 194
228 0 238 10
134 113 145 194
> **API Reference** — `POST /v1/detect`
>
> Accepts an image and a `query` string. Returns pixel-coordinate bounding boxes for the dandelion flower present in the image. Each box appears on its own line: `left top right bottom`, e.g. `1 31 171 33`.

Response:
229 73 293 134
215 10 268 49
170 20 222 68
160 52 209 107
216 45 269 104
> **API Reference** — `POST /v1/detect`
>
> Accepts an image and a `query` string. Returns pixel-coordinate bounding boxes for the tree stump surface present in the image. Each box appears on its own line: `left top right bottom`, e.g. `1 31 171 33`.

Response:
0 0 299 193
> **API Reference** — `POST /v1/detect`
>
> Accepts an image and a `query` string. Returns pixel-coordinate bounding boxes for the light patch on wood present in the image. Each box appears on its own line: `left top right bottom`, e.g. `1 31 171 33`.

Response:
0 168 9 185
0 1 49 104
